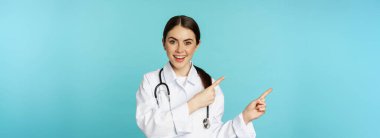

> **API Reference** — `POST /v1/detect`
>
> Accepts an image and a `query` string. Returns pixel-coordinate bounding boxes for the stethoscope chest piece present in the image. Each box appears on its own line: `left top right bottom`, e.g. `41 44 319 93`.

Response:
203 118 210 129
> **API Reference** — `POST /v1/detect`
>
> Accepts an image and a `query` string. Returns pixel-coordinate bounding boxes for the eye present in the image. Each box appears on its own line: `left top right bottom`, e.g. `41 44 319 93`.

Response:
169 40 176 44
185 41 192 45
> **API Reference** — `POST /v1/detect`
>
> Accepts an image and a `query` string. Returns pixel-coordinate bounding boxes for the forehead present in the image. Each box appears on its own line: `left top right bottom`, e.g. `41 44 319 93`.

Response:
167 25 196 40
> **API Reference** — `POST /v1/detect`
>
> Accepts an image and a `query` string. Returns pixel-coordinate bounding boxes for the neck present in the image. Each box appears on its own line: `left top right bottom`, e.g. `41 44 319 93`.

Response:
170 62 191 77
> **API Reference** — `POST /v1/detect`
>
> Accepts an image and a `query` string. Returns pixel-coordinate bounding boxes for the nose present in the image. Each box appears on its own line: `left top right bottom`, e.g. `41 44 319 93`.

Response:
175 42 185 53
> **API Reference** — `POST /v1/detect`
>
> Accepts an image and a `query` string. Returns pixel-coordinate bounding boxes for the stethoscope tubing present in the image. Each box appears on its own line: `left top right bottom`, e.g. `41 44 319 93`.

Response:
154 68 210 129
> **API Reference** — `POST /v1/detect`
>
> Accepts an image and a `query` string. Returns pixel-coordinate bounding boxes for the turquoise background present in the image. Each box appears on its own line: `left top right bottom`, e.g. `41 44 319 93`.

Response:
1 0 379 137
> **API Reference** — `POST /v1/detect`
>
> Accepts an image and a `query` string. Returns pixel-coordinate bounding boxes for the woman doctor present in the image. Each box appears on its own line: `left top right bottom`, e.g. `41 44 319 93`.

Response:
136 15 272 138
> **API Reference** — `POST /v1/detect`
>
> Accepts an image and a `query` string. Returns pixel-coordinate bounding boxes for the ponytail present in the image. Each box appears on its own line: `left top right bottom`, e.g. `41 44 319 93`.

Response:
194 66 212 89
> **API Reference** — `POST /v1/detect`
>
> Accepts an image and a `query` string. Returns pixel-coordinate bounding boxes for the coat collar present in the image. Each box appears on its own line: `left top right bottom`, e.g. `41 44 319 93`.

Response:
163 61 198 85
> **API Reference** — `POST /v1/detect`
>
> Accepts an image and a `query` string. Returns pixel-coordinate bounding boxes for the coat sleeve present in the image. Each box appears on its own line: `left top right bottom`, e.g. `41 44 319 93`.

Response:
209 85 256 138
136 74 193 137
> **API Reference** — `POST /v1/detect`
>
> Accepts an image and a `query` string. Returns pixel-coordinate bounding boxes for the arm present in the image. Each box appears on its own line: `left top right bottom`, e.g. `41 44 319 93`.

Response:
184 77 256 137
214 88 272 137
210 85 256 138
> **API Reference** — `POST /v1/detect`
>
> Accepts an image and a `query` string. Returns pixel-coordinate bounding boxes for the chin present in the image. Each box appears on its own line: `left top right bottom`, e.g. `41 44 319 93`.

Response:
170 60 190 70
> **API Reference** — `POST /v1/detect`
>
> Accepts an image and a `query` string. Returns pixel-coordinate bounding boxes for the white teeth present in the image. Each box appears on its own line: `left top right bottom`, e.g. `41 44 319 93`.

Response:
174 55 186 58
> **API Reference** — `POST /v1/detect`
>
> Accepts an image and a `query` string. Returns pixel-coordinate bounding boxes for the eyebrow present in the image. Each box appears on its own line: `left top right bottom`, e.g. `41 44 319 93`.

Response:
168 37 194 41
168 37 178 41
184 39 194 42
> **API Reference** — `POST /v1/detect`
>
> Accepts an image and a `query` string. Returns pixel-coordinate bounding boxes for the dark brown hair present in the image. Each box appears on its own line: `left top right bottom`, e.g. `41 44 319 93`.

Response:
162 15 201 45
163 15 211 88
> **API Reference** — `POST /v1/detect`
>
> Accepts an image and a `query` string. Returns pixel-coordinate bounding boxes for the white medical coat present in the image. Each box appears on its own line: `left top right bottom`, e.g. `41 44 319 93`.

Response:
136 62 256 138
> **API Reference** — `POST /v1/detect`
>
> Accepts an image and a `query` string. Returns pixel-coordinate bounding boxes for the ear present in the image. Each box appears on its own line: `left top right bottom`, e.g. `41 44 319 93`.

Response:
162 38 166 50
195 40 201 50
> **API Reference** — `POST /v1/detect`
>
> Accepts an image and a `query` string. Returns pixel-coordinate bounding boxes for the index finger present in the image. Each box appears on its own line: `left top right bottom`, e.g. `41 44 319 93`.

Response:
259 88 273 99
208 76 225 89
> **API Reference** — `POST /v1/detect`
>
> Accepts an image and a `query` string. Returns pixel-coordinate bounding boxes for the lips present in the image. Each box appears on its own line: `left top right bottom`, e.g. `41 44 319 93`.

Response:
173 55 186 62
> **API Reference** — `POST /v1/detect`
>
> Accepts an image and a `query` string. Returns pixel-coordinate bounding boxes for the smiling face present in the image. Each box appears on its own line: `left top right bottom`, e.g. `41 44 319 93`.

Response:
163 25 200 75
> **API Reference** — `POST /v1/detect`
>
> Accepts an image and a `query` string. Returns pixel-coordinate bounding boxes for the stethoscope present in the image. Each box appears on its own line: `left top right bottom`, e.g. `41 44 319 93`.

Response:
154 68 210 129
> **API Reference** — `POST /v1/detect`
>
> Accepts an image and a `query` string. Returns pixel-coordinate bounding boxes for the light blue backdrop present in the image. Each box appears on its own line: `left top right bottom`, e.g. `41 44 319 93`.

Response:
1 0 379 137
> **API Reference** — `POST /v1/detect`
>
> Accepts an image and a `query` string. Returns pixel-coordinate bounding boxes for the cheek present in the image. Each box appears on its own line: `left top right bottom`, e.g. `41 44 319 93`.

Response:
164 44 173 52
186 47 197 56
164 46 176 57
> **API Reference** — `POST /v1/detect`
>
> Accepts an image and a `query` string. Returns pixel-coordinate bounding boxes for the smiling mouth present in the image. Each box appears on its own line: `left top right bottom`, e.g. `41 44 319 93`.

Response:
173 55 186 62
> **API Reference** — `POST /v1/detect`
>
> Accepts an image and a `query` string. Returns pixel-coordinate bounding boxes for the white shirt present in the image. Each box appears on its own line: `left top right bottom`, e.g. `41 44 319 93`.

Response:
136 62 256 138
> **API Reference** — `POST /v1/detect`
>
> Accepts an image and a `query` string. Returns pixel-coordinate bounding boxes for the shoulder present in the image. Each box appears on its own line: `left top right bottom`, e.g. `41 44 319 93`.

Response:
143 69 161 82
141 69 161 85
144 69 160 79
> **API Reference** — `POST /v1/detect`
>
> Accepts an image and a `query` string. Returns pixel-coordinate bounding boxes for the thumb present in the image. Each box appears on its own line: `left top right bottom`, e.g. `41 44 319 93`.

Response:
248 98 259 107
